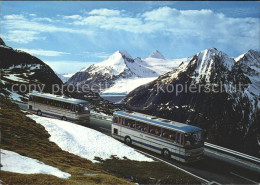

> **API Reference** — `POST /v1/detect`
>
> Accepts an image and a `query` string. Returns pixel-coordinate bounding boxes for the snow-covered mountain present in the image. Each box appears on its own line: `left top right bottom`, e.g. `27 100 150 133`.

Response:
67 50 188 93
124 48 260 157
148 50 165 59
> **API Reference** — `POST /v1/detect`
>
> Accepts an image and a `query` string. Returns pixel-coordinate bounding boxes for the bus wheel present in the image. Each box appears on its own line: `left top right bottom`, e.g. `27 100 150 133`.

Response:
62 116 67 121
37 110 42 116
162 149 170 159
124 136 132 146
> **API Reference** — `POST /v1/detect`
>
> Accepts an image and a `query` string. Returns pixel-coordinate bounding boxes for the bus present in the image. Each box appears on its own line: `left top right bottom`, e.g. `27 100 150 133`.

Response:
28 91 90 124
111 110 204 163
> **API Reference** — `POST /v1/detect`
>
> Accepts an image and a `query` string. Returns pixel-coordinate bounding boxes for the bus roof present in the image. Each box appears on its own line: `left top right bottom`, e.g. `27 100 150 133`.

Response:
113 110 201 133
29 91 88 104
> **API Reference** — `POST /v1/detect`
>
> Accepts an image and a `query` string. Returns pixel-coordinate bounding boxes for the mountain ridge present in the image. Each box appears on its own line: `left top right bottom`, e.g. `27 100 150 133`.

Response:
124 48 260 157
67 50 187 93
0 37 63 101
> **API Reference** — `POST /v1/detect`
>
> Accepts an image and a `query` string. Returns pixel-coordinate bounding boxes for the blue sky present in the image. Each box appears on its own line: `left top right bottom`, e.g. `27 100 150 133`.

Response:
1 1 259 73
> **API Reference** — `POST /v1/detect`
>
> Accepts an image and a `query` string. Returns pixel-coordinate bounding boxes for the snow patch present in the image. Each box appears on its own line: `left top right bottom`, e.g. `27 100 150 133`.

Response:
27 115 154 163
1 149 71 179
4 74 28 83
103 77 157 94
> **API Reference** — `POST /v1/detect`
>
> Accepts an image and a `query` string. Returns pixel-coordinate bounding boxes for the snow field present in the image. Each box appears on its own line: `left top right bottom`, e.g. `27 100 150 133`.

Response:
27 114 153 163
1 149 71 179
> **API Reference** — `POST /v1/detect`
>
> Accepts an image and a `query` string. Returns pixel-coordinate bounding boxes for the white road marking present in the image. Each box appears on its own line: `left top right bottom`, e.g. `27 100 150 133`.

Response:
230 172 258 184
135 149 210 184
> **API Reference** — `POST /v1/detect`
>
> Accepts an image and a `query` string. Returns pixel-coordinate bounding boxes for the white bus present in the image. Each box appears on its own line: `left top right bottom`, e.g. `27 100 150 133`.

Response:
28 91 90 124
112 110 204 163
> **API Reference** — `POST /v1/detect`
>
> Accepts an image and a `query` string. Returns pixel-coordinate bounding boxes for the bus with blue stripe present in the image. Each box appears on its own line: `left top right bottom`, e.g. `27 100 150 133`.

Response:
28 92 90 124
111 110 204 163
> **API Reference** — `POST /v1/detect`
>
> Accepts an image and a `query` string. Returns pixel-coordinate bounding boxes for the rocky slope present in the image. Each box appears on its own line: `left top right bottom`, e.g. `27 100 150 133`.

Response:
124 48 260 157
67 50 187 94
0 38 63 101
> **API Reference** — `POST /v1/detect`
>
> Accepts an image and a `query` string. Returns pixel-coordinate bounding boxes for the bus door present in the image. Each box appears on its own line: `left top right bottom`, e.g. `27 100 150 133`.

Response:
112 116 121 135
176 132 184 159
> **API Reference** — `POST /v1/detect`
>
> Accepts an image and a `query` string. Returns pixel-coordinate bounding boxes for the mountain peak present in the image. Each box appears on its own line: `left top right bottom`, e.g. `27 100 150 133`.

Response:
148 50 165 59
235 49 260 66
0 37 6 46
116 50 133 59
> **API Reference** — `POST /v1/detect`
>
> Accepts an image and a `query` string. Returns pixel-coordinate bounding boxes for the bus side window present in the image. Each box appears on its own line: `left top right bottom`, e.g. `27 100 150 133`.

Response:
181 134 184 145
113 116 118 124
70 104 74 112
124 119 129 126
162 129 169 138
29 96 32 101
176 133 181 144
119 117 122 125
149 125 161 136
136 122 147 132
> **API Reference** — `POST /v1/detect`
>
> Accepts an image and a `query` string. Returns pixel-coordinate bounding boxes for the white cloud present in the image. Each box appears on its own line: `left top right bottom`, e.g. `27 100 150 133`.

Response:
2 14 94 43
63 15 82 20
89 8 121 16
45 60 94 73
81 51 111 59
3 30 44 44
142 7 180 21
32 17 54 22
71 7 259 50
4 14 25 20
1 7 258 52
17 48 70 57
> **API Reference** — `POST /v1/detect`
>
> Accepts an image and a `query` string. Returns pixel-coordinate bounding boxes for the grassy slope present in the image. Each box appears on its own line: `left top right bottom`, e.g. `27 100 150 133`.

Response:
0 96 130 184
97 156 201 184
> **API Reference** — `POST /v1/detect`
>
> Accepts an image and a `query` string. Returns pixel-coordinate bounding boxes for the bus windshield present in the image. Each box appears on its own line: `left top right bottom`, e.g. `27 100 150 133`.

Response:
184 131 203 146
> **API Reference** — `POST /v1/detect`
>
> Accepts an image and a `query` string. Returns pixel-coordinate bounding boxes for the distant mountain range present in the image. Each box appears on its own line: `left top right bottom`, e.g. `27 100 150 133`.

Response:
124 48 260 157
67 50 188 94
56 73 75 83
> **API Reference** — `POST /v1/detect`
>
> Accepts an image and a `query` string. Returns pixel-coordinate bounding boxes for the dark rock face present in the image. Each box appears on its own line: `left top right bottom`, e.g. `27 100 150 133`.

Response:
0 37 6 46
124 48 260 157
0 38 62 98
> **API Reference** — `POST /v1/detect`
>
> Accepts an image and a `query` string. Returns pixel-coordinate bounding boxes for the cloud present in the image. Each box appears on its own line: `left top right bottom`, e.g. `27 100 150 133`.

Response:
2 14 94 43
1 7 258 55
80 51 111 59
17 48 70 57
32 17 54 22
63 15 82 20
71 7 259 50
142 7 180 21
88 8 121 16
4 14 25 20
45 60 94 73
3 30 44 44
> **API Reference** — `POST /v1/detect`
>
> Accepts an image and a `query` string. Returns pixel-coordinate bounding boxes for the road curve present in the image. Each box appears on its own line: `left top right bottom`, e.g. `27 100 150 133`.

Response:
89 117 260 184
